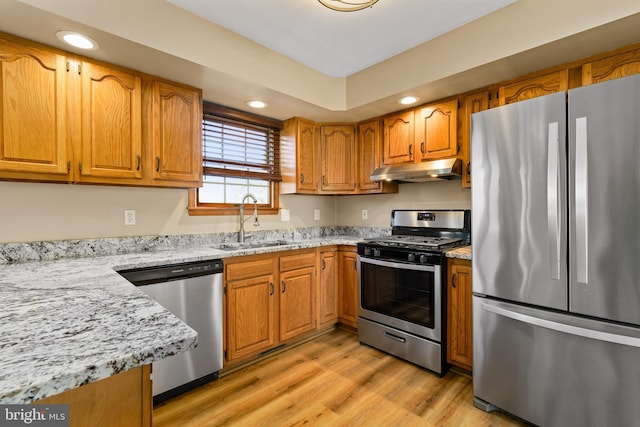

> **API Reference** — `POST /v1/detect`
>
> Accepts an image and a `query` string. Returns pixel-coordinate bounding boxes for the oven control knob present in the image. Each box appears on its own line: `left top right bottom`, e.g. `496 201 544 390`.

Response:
407 253 416 262
364 247 372 256
373 248 382 257
419 254 429 264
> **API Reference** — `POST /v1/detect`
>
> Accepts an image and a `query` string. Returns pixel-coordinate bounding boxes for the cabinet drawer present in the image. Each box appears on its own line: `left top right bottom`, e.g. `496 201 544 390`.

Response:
280 251 316 271
226 257 274 281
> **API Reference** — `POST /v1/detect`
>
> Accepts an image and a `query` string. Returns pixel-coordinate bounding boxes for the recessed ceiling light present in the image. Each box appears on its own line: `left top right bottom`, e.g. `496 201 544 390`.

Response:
56 31 99 50
246 100 268 109
398 96 419 105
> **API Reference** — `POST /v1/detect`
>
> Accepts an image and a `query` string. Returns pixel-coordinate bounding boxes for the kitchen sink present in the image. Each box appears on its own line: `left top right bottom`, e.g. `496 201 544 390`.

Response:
214 240 293 251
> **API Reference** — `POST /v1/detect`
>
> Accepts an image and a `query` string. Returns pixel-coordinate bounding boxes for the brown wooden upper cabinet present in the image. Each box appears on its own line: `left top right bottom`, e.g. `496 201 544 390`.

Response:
458 89 490 189
382 110 414 165
149 80 202 185
75 60 143 183
282 117 396 195
281 117 318 194
319 124 356 193
357 119 397 194
495 69 569 107
414 98 458 160
0 35 71 182
382 99 458 167
582 45 640 85
0 32 202 188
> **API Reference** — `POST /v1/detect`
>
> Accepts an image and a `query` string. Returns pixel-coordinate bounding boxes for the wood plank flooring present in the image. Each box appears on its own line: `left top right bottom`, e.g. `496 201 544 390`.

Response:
153 329 527 426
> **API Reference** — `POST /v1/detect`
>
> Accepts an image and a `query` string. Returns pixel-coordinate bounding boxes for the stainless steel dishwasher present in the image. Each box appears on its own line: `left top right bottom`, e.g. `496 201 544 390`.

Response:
119 259 223 404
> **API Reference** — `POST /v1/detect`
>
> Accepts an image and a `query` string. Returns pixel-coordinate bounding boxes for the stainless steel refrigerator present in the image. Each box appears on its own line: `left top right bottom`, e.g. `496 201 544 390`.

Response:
471 73 640 427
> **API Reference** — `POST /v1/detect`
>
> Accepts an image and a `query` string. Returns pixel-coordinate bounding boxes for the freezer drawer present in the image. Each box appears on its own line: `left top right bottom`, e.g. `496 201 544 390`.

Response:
473 297 640 427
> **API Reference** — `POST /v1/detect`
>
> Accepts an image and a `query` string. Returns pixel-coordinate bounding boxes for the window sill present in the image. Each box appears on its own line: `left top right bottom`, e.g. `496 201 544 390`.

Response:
187 206 280 216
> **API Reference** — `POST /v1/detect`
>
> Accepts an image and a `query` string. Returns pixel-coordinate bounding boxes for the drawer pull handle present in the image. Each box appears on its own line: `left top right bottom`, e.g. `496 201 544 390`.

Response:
281 280 286 293
269 282 274 296
383 331 406 343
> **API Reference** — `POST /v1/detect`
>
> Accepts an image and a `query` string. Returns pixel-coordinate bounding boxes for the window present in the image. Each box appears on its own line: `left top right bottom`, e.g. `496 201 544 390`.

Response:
188 102 283 215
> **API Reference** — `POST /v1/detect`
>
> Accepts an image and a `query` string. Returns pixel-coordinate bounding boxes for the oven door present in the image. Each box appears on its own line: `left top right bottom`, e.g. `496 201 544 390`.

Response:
358 256 442 342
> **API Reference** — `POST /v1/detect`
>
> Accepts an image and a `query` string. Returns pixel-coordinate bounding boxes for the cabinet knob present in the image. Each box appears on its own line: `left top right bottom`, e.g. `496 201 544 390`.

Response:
300 173 305 184
269 282 274 295
420 141 425 154
408 144 413 156
281 280 286 293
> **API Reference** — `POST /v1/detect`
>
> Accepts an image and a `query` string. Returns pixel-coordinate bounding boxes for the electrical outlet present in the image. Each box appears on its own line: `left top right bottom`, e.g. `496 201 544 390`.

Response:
314 209 320 221
280 209 290 222
362 209 368 220
124 210 136 225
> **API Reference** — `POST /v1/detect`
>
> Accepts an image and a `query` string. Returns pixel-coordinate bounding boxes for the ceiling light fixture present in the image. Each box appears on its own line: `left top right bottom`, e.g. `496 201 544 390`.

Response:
247 100 268 109
398 96 419 105
56 31 99 50
318 0 379 12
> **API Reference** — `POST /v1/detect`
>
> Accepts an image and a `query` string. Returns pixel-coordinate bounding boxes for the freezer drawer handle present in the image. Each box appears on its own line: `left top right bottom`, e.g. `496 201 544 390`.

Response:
383 331 407 343
482 301 640 348
575 116 589 284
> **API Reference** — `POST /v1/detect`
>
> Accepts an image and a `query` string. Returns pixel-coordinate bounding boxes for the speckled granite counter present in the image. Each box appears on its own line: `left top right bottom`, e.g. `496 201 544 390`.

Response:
0 231 372 404
445 245 472 260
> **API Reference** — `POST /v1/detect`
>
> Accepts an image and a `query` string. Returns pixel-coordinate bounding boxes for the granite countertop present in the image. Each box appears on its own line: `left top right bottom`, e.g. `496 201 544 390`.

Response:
445 245 472 260
0 235 364 404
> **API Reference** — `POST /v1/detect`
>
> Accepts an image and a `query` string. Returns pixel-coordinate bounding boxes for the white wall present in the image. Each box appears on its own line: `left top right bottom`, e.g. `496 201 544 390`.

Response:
0 180 469 243
335 180 471 227
0 181 336 243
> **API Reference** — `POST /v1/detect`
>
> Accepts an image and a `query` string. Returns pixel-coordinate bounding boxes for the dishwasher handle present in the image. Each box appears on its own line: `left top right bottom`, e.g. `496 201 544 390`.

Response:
118 259 223 286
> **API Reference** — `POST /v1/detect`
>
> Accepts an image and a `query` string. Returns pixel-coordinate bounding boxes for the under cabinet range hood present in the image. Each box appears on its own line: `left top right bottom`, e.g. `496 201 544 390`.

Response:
370 158 462 182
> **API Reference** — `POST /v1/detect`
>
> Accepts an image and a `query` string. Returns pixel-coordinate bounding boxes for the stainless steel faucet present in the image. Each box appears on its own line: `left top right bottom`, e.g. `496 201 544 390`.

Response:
238 193 259 243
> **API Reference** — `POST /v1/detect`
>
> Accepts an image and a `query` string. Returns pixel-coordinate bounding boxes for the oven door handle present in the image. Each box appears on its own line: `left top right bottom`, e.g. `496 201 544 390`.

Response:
359 256 437 272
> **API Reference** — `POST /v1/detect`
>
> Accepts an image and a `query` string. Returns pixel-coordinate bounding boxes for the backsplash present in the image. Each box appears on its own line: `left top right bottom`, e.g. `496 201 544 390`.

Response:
0 226 390 264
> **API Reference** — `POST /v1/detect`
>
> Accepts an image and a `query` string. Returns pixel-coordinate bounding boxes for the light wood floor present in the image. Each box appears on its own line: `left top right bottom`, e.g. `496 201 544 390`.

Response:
153 329 527 426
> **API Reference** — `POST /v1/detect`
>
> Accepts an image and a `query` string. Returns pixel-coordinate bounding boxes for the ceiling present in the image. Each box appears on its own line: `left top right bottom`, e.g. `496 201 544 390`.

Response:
1 0 640 122
166 0 517 78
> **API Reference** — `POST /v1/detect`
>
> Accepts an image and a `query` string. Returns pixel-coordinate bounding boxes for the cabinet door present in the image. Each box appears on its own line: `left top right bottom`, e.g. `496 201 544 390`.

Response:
382 110 414 165
338 249 359 329
319 124 356 193
318 250 338 328
458 90 489 188
0 37 70 180
415 99 458 160
297 119 318 193
497 69 568 106
78 60 142 181
280 266 316 341
447 259 473 371
357 119 382 192
151 80 202 185
582 46 640 85
226 274 277 361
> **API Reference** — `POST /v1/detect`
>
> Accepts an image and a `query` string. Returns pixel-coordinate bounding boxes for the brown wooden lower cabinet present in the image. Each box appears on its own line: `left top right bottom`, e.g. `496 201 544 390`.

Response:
446 258 473 371
37 365 152 427
338 247 359 329
224 249 317 365
318 247 339 329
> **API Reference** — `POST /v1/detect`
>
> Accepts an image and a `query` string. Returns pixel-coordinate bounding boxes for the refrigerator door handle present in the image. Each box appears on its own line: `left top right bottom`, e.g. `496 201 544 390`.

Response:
547 122 561 280
481 301 640 348
575 116 589 284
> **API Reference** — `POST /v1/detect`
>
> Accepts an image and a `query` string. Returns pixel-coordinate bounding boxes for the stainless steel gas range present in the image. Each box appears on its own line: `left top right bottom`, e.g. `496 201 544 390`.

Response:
357 209 471 375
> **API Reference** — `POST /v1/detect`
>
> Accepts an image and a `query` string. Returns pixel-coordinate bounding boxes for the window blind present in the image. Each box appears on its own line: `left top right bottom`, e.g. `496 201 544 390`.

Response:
202 113 281 181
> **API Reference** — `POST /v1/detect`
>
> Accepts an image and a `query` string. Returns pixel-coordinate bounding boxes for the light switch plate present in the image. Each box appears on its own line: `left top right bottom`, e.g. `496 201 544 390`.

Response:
314 209 320 221
362 209 368 220
281 209 290 222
